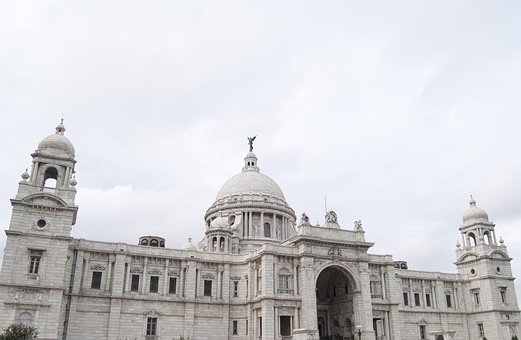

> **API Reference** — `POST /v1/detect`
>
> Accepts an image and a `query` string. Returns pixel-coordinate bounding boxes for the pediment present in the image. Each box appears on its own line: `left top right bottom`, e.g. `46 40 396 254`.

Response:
20 193 68 208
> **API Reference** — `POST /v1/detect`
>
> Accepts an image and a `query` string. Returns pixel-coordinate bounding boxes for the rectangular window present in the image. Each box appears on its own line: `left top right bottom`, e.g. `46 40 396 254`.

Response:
279 275 290 293
91 271 102 289
446 294 452 308
146 317 157 336
204 280 212 296
29 256 41 274
149 276 159 293
169 277 177 294
419 325 426 339
246 319 248 335
233 281 239 297
473 291 480 305
232 320 238 335
500 288 507 303
280 315 291 336
259 317 262 336
403 292 409 306
425 293 431 307
131 274 140 292
477 323 484 336
414 293 421 306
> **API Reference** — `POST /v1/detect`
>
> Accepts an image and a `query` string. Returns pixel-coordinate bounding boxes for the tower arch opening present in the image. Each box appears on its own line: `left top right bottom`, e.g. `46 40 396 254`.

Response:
43 166 58 190
316 266 355 339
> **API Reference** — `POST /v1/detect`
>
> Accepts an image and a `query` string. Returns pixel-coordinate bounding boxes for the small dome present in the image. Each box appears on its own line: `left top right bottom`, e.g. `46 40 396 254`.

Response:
37 121 75 158
183 236 197 251
210 215 230 229
462 196 489 223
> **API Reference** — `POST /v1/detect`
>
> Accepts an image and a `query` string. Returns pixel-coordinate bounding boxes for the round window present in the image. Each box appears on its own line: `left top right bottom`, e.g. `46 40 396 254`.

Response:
497 267 501 273
37 219 47 228
470 269 476 275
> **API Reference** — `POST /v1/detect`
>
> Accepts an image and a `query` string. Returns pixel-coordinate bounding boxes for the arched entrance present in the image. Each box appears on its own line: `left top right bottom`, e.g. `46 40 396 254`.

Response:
316 266 355 340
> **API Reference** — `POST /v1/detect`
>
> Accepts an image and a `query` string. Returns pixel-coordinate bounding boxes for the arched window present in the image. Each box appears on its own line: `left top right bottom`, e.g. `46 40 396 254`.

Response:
150 239 158 247
141 239 148 246
468 233 477 247
220 237 225 251
159 240 165 247
264 222 271 237
212 237 217 251
484 231 491 245
16 312 33 326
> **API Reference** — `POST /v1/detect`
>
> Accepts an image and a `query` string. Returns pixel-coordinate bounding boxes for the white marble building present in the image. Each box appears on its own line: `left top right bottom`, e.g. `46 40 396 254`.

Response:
0 122 519 340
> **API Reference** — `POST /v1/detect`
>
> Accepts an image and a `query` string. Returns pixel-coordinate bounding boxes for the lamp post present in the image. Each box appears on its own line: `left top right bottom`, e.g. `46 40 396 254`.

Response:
355 325 362 340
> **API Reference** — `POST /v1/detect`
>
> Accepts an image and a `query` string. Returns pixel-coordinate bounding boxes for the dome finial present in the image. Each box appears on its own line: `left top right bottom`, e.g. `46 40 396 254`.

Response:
247 136 256 152
55 118 66 135
469 195 476 206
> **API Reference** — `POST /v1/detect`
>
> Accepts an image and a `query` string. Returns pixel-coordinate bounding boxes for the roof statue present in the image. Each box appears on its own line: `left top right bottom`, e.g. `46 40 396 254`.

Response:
247 135 256 152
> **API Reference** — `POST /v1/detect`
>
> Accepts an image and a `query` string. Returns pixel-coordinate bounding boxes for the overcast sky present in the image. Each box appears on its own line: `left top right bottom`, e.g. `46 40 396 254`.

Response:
1 1 521 297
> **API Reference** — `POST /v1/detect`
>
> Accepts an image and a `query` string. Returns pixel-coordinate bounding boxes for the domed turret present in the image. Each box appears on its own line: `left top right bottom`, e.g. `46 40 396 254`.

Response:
37 119 75 158
462 196 489 225
183 236 197 251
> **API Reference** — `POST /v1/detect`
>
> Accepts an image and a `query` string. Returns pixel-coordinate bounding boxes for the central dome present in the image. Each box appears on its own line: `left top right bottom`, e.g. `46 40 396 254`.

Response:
215 151 285 200
216 171 285 200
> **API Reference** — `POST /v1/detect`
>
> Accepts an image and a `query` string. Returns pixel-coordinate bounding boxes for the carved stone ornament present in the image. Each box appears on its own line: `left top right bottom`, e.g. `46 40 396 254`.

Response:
304 245 312 254
327 247 343 257
244 275 248 280
230 276 242 281
325 211 338 224
148 268 162 275
202 273 216 279
130 267 143 274
90 265 106 271
168 271 179 277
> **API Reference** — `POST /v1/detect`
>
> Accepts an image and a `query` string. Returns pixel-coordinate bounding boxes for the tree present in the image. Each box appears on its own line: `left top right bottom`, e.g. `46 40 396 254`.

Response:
0 324 38 340
512 336 519 340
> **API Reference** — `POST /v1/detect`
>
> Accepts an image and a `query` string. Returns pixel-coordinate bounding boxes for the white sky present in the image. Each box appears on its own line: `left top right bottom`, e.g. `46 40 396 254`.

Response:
1 1 521 297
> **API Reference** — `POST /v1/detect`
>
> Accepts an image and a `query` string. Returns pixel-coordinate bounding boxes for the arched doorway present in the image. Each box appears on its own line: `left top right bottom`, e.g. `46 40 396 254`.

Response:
316 266 355 340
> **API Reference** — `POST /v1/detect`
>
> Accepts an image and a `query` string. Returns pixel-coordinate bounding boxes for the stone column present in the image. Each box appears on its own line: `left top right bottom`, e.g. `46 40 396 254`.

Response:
293 257 318 340
163 259 169 295
141 257 148 294
71 250 84 294
356 264 376 340
179 264 185 297
260 212 264 236
249 211 253 237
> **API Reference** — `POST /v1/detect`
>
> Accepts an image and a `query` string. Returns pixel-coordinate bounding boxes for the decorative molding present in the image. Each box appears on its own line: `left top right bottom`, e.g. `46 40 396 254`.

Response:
230 276 242 281
90 265 106 271
168 270 179 277
202 273 216 279
148 268 162 275
130 267 143 274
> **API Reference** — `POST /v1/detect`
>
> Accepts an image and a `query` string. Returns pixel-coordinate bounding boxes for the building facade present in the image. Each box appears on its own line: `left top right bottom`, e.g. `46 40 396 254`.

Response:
0 122 519 340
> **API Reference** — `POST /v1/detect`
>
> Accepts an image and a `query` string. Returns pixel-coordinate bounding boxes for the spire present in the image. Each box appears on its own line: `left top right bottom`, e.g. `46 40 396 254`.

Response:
55 119 65 135
469 195 476 206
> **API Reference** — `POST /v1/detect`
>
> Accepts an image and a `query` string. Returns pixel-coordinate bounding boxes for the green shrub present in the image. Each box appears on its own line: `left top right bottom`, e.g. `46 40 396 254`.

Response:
0 324 38 340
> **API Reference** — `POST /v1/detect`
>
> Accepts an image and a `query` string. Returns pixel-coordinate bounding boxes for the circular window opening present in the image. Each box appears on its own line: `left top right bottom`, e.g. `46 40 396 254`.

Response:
37 219 47 228
497 267 501 273
470 269 476 275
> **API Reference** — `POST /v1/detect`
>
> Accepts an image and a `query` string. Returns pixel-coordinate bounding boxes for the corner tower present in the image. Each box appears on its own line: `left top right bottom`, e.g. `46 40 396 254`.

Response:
0 121 78 339
202 139 296 253
456 197 519 339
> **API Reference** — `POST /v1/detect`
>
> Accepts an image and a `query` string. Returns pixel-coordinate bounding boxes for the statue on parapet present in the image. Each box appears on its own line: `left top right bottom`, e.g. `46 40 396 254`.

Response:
325 211 338 224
